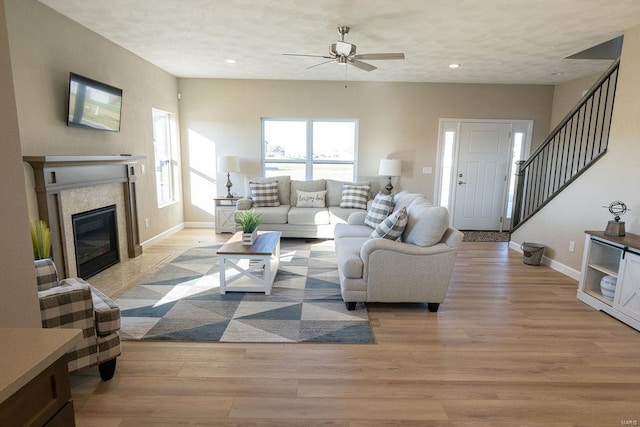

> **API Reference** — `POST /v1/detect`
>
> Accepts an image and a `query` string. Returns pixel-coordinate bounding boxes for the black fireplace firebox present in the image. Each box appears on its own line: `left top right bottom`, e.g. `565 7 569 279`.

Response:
72 205 119 279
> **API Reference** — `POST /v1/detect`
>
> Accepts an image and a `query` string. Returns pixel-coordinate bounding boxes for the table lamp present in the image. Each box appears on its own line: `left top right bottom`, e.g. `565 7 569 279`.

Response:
217 155 240 198
378 158 401 193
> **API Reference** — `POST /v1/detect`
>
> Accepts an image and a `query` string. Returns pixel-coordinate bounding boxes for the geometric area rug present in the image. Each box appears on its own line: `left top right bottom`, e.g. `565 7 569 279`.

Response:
115 238 375 344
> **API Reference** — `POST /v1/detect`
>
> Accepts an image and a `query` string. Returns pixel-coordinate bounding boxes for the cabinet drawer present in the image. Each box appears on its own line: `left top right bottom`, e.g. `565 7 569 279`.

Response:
0 355 72 426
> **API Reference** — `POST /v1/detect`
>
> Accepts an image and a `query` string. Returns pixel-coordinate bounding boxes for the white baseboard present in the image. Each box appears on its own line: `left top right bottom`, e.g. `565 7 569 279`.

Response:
184 222 215 229
508 241 581 281
141 223 185 249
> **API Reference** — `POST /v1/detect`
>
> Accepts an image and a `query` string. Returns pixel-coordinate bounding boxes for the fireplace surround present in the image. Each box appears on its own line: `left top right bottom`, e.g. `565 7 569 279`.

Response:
24 155 144 277
73 205 119 278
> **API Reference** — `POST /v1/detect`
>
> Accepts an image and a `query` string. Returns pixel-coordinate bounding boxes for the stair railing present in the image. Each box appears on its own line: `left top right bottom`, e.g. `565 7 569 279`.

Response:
511 59 620 231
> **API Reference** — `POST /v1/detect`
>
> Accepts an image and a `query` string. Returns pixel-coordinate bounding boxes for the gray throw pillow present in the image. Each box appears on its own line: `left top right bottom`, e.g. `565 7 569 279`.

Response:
365 192 395 228
250 181 280 207
403 202 448 247
370 207 407 240
340 183 371 210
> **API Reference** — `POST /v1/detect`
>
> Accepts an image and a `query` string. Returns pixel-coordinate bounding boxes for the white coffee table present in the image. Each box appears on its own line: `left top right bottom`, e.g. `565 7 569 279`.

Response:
217 231 281 295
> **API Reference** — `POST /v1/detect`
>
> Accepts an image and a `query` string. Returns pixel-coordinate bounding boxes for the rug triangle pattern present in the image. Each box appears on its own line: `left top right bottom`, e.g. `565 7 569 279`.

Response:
116 239 374 344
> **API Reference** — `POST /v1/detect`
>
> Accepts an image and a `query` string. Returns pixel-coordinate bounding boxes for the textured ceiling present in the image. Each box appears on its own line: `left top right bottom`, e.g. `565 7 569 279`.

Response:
38 0 640 84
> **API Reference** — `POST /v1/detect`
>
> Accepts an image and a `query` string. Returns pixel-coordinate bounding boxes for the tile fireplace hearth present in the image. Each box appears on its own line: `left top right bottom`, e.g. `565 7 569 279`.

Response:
24 155 145 277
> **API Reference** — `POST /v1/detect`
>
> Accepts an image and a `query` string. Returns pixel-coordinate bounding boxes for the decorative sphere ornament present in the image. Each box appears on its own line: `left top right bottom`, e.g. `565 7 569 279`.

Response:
607 200 628 222
603 200 630 237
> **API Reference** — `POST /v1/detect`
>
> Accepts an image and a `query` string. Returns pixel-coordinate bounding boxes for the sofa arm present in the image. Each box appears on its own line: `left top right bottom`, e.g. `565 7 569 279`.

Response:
360 238 457 260
360 238 458 284
61 278 121 335
347 211 367 225
442 227 464 250
236 198 252 210
38 281 94 330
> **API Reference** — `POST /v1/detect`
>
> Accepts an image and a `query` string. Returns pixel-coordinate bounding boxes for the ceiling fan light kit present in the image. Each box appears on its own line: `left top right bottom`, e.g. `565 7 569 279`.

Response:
284 26 405 73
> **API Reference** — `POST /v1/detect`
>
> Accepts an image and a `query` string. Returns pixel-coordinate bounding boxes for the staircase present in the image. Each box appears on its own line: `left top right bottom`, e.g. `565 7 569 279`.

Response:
511 59 620 231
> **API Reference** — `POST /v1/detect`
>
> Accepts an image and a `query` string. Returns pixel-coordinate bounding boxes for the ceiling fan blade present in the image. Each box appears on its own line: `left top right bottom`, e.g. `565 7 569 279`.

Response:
306 59 335 70
353 53 405 60
349 58 377 72
283 53 334 59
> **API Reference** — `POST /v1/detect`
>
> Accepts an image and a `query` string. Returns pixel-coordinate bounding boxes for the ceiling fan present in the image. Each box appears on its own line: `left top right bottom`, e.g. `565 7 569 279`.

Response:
283 26 405 72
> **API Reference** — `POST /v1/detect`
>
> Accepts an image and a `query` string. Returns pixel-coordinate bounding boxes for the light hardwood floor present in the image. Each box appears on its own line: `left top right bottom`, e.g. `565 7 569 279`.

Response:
72 229 640 426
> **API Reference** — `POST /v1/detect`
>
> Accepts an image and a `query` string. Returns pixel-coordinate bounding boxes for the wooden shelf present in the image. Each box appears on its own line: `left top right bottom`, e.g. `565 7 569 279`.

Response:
587 262 618 277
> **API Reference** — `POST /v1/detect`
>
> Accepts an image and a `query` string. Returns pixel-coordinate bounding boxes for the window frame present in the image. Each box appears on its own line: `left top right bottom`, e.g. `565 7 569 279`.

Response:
152 108 179 208
261 118 359 181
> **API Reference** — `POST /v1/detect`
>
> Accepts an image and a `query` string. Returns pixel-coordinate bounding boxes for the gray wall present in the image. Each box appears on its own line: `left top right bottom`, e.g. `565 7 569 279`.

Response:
178 78 554 223
5 0 183 242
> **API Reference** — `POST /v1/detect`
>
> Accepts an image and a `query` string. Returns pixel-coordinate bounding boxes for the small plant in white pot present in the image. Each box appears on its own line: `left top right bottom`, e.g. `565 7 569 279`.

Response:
236 210 262 245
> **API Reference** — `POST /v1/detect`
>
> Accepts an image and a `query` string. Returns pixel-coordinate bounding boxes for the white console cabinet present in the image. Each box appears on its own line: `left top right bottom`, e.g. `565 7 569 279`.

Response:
577 231 640 331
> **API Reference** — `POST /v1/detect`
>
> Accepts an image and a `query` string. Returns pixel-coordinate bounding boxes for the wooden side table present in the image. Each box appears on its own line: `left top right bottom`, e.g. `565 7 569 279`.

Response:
214 197 240 234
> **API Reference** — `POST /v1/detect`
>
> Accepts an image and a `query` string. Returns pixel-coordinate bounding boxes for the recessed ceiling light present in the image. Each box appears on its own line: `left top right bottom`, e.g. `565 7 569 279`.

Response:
225 59 236 64
449 63 461 69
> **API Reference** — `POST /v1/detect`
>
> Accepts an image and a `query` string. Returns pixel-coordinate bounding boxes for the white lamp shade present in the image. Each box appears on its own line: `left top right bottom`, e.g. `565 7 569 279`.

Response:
378 159 401 177
217 155 240 173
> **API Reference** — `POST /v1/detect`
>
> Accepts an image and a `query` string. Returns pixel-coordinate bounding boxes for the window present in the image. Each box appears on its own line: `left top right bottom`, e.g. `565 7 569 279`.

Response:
262 118 357 181
152 109 178 207
505 131 524 219
438 130 456 208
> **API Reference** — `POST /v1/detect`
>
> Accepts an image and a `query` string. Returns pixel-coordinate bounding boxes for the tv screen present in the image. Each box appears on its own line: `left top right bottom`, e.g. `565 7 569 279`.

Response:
67 72 122 132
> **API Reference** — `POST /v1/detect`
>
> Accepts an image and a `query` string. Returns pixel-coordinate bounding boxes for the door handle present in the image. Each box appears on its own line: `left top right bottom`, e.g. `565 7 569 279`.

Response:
458 181 467 185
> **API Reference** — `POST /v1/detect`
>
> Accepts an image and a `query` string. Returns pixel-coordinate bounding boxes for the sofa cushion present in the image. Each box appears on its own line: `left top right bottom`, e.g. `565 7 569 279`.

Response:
371 207 408 240
364 192 395 228
250 205 290 224
335 237 367 279
403 202 449 247
250 181 280 207
393 191 429 213
291 180 326 207
288 207 330 225
326 180 371 206
328 206 363 224
334 222 373 239
296 190 326 208
245 175 291 205
340 183 370 210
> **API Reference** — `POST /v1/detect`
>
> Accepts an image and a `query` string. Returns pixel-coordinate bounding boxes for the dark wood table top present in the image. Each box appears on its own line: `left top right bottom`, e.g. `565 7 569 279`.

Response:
216 231 282 255
586 230 640 251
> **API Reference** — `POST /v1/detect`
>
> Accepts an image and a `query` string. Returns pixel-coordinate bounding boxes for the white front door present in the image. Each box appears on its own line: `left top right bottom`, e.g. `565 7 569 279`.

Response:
453 122 511 230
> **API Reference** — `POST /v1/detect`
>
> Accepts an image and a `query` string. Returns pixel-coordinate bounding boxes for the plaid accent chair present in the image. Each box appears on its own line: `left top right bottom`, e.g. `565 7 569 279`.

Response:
35 258 121 381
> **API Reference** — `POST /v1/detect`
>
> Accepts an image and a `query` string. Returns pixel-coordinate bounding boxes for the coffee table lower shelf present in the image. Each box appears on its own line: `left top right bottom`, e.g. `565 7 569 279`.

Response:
217 231 281 295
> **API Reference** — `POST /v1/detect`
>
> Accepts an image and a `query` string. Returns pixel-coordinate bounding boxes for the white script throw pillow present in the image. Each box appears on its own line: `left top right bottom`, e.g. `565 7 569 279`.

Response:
296 190 327 208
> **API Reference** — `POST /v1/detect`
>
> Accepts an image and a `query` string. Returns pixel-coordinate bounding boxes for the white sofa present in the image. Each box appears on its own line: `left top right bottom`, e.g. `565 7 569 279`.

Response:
235 176 382 238
333 191 464 311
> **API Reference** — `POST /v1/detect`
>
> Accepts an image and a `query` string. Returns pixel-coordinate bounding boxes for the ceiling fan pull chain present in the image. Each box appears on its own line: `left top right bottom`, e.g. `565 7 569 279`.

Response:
344 62 348 88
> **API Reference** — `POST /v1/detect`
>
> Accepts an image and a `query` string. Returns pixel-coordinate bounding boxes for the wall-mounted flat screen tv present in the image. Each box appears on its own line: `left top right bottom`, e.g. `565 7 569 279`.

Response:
67 72 122 132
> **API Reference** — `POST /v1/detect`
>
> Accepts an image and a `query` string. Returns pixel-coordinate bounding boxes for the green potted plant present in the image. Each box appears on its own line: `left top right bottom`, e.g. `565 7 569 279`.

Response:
236 210 262 245
30 219 52 260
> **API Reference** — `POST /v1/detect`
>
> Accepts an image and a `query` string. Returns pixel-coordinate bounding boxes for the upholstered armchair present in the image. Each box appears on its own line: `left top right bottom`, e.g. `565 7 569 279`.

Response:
34 259 121 381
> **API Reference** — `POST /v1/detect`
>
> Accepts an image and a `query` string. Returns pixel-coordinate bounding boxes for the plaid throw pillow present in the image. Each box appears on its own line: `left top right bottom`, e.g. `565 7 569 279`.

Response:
250 181 280 207
370 207 408 240
364 192 395 228
340 183 370 210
